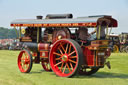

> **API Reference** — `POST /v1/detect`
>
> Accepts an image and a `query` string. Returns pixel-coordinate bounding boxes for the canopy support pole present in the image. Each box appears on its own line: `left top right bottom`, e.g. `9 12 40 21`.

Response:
109 27 112 35
14 27 18 39
19 27 21 38
106 25 109 39
37 27 39 43
98 25 101 39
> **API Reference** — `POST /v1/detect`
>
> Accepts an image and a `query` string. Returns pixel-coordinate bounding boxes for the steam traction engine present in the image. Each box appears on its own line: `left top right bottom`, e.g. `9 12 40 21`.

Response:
10 14 118 77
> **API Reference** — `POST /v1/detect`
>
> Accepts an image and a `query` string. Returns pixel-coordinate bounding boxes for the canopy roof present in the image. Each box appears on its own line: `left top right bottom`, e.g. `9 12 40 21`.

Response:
11 15 118 28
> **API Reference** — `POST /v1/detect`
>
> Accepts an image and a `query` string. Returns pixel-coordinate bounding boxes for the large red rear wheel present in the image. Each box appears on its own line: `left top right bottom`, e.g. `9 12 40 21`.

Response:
49 39 83 77
18 50 33 73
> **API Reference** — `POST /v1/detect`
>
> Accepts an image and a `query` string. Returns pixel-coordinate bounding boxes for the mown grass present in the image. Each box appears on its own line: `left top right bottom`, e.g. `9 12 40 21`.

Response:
0 50 128 85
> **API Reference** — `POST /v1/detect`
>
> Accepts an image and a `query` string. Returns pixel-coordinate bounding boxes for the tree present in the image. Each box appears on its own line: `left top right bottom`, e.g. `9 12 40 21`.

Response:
0 27 18 39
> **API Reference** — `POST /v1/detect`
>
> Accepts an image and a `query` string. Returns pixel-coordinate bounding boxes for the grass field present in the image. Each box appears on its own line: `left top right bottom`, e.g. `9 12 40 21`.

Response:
0 50 128 85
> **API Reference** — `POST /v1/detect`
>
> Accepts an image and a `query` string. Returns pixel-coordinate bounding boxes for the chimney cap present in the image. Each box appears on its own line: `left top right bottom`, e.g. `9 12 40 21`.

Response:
36 15 43 19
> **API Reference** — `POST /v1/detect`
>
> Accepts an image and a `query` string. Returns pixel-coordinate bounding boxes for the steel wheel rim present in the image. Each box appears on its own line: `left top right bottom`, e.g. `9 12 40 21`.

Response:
50 40 79 77
18 51 30 72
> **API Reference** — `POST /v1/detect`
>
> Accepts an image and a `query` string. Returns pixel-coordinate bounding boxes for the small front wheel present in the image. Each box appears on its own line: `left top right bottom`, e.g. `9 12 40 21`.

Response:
17 50 33 73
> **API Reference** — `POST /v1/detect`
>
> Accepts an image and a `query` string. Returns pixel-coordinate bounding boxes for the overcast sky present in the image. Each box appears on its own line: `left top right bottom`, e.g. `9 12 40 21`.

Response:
0 0 128 34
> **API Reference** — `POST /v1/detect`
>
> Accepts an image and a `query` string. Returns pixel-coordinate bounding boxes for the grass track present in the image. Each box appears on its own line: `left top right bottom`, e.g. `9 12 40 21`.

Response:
0 50 128 85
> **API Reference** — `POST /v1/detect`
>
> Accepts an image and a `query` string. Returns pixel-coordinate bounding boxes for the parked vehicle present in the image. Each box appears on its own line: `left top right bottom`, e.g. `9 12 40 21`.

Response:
108 34 120 53
9 40 23 50
119 32 128 53
10 14 118 77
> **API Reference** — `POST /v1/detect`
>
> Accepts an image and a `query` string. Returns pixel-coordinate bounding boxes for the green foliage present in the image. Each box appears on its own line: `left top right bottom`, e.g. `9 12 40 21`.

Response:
0 51 128 85
0 27 18 39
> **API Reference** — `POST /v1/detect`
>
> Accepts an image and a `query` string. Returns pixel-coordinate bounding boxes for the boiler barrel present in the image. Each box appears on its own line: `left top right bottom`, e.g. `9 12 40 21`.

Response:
24 42 50 52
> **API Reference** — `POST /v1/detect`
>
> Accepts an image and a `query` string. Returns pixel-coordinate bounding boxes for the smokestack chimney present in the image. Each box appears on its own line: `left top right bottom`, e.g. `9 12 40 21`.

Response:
36 15 43 19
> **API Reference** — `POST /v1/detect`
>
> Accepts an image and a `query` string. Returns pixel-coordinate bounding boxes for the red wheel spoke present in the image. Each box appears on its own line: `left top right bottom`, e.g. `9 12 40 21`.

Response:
22 63 25 69
26 64 29 69
68 59 77 64
55 57 61 60
70 56 77 59
53 52 62 56
21 58 25 63
70 62 73 70
60 62 64 71
21 55 25 60
24 53 28 58
26 59 30 63
21 57 25 60
68 51 76 56
58 48 63 55
65 44 69 53
68 44 71 54
63 64 67 73
66 63 71 72
54 61 63 66
60 43 66 52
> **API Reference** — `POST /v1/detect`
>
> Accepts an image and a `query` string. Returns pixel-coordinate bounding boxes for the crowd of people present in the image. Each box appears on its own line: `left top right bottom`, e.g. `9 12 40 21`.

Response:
0 39 22 50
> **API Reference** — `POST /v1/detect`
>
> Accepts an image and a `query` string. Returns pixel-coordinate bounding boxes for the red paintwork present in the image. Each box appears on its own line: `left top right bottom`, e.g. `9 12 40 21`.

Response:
40 51 49 58
83 47 94 66
108 18 118 27
32 52 37 56
32 51 49 58
11 22 97 27
38 43 50 51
